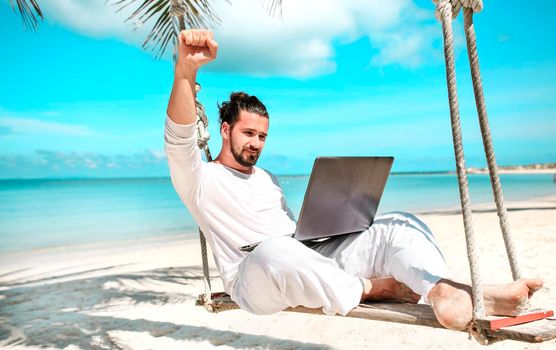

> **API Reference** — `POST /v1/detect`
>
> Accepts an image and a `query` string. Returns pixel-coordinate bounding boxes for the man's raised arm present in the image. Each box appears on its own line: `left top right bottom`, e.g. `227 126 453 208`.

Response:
164 30 218 209
167 29 218 125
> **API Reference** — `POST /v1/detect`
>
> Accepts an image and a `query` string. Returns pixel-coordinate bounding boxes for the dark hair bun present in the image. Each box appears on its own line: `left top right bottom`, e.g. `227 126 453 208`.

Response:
218 91 269 126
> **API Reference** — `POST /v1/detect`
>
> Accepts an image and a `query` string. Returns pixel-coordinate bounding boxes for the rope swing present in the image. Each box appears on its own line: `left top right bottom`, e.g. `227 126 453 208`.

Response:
168 0 556 343
433 0 527 339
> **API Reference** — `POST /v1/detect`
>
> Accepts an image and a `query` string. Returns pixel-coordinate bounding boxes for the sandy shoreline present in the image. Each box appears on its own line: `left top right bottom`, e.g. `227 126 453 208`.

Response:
466 165 556 175
467 169 556 175
1 196 555 349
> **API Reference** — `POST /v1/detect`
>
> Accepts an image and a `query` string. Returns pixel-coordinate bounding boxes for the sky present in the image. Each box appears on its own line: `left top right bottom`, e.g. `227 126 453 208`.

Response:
1 0 555 178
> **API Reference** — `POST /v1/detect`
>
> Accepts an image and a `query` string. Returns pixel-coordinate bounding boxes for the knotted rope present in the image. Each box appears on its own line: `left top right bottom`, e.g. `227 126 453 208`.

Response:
434 0 482 19
195 94 211 150
169 0 187 17
170 0 187 30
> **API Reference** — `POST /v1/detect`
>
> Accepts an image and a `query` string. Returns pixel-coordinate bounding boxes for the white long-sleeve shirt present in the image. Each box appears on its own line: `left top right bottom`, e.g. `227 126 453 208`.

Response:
164 117 447 316
164 117 297 293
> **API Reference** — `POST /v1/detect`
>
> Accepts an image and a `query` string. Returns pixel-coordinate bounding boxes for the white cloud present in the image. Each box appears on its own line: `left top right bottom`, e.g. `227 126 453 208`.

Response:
39 0 152 45
0 149 170 178
0 118 98 137
369 27 438 67
39 0 440 77
2 149 166 169
348 0 439 68
210 0 440 76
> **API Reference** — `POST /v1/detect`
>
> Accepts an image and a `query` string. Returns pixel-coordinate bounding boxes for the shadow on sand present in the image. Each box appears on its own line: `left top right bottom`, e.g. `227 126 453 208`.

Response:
0 266 331 349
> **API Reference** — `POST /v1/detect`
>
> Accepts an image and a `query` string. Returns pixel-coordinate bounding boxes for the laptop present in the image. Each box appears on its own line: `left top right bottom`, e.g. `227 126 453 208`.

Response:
239 156 394 252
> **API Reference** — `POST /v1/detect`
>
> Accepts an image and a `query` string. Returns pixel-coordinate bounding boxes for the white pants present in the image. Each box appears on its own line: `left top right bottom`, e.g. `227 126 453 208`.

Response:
231 212 449 316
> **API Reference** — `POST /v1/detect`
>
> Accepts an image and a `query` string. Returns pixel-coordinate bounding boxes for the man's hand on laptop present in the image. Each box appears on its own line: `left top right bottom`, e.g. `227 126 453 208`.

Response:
177 29 218 71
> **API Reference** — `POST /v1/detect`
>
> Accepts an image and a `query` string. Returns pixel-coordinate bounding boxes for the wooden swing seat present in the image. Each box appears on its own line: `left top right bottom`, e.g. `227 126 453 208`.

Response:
196 293 556 344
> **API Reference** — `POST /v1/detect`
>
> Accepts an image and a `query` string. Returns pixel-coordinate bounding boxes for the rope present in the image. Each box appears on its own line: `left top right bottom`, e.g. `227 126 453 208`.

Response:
435 0 485 320
195 97 211 150
171 0 187 56
434 0 462 19
199 229 212 304
194 83 214 308
198 293 241 313
461 0 483 12
433 0 483 19
169 0 187 17
462 8 522 281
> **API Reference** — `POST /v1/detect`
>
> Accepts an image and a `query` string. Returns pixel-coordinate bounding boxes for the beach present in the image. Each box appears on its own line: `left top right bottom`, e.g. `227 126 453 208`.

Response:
1 194 555 349
3 0 555 347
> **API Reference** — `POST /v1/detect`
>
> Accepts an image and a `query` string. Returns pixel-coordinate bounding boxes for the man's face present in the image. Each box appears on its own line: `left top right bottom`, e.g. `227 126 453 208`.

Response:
225 110 269 167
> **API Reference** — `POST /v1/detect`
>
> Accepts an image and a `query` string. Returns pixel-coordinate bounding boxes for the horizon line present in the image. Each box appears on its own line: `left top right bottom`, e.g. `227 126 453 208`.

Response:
0 171 505 182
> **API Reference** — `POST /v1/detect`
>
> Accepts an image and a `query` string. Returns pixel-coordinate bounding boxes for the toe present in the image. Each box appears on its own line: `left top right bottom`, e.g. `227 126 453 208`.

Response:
526 278 543 290
523 278 543 296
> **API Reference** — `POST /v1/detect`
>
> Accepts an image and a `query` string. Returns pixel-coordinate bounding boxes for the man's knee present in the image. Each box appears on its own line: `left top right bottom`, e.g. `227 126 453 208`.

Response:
249 236 304 266
256 235 298 251
235 236 304 315
385 211 424 225
380 211 434 238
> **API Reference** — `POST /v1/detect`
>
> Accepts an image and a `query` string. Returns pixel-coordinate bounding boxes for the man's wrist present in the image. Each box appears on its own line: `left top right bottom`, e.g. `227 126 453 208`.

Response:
174 61 199 81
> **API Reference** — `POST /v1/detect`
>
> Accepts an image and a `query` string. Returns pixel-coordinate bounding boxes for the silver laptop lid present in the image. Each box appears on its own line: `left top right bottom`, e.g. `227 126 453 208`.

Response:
294 156 393 242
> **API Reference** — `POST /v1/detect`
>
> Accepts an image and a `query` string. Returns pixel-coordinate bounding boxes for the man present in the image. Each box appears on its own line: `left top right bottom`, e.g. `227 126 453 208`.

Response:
165 29 543 330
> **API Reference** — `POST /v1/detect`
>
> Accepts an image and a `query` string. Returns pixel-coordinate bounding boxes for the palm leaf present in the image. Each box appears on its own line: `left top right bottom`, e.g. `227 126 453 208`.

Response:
9 0 44 31
262 0 282 17
111 0 221 59
111 0 282 59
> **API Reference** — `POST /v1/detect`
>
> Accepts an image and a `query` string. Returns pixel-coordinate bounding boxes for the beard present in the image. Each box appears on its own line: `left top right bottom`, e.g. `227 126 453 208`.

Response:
230 136 261 167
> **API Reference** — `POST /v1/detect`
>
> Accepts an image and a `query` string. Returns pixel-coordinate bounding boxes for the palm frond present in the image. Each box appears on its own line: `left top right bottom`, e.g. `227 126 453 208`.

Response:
9 0 44 31
261 0 282 18
110 0 283 59
111 0 221 59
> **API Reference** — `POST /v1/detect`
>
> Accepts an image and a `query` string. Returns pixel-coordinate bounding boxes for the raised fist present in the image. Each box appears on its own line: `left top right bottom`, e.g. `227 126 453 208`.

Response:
177 29 218 69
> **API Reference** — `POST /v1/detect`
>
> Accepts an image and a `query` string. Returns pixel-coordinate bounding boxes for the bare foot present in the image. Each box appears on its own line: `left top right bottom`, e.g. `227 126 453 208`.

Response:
428 279 473 330
427 278 544 330
361 276 420 303
484 278 543 316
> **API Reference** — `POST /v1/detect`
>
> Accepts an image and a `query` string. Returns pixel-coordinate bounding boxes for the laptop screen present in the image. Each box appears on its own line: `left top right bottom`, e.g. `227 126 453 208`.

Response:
294 156 393 242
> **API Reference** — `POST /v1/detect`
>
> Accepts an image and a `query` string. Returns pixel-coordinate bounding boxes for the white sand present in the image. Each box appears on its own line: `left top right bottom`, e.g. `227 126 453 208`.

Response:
1 196 556 349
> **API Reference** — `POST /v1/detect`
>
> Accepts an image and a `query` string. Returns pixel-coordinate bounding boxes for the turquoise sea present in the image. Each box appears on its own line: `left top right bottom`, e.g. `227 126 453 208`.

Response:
1 173 555 252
